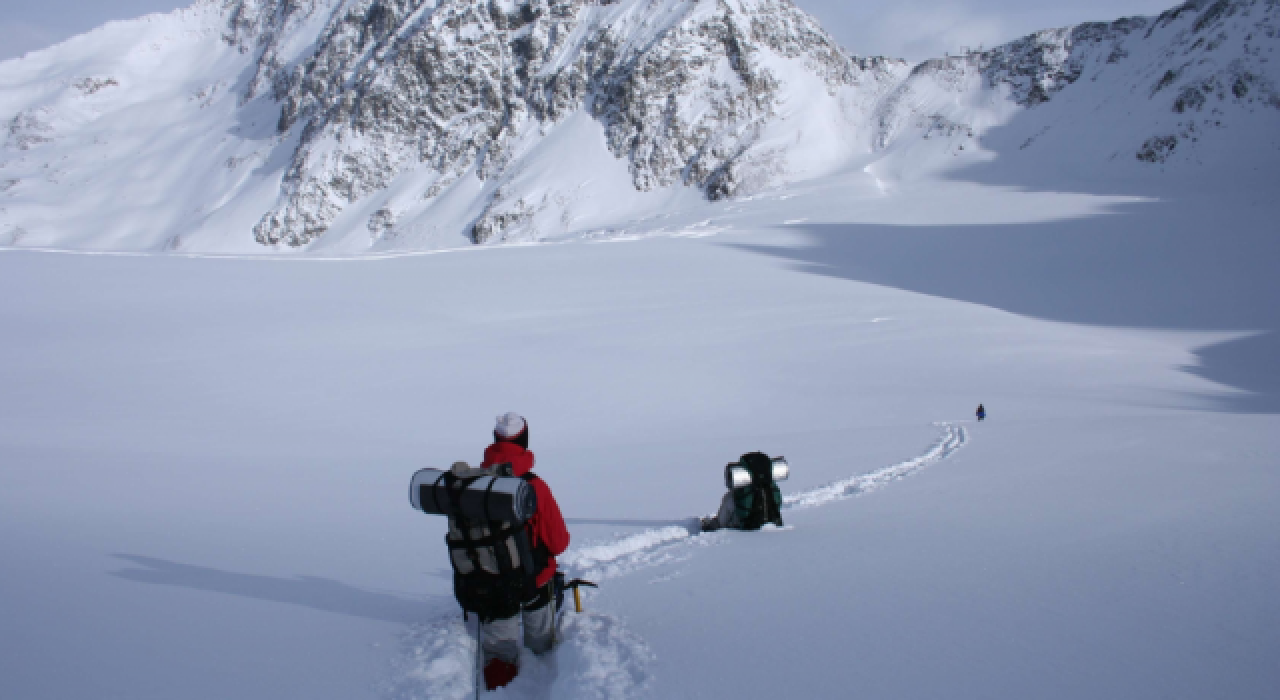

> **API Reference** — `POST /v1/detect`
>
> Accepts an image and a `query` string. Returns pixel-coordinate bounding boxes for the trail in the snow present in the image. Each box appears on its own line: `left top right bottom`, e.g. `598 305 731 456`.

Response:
560 423 969 582
559 527 726 583
393 423 968 698
392 610 654 700
784 422 968 510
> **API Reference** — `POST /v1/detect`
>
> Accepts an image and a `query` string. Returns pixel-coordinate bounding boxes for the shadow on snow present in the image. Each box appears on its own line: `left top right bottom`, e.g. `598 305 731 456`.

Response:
729 198 1280 413
110 554 442 624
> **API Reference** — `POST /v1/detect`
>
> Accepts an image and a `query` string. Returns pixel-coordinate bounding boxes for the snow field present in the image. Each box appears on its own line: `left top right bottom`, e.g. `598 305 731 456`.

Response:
0 3 1277 696
388 421 971 698
2 197 1279 697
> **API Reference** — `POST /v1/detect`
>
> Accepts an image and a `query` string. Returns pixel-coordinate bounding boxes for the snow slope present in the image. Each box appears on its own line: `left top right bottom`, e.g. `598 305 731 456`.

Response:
1 164 1278 697
0 0 907 252
0 1 1278 699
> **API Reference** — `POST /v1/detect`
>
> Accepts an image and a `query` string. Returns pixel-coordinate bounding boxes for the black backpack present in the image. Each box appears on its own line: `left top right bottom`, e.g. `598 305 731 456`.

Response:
442 467 549 621
731 452 784 530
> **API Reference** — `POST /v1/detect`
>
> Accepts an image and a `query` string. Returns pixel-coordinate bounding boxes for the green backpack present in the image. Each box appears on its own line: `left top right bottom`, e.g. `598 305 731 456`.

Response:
731 452 784 530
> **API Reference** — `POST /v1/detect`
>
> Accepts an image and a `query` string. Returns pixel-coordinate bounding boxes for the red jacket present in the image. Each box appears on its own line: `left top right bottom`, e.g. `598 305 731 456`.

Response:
482 441 570 588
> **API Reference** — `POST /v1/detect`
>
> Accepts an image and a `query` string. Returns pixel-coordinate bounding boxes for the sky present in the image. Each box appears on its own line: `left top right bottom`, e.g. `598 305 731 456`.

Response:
0 0 1183 63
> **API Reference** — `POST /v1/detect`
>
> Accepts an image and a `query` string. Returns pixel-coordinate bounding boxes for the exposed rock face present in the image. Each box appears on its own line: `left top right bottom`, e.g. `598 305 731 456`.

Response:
872 0 1279 161
227 0 902 246
212 0 1280 247
6 0 1271 253
980 0 1279 113
7 109 56 151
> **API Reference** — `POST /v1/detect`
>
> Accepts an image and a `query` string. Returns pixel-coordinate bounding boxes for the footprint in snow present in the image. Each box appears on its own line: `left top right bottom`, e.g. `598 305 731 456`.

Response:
390 611 653 700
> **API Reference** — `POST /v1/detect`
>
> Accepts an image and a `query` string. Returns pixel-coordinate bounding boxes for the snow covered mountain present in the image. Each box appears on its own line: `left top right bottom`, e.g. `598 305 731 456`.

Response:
3 5 1280 700
0 0 1276 253
867 0 1280 183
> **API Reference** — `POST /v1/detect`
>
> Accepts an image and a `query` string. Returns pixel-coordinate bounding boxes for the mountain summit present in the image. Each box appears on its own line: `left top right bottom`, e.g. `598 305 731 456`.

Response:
236 0 907 246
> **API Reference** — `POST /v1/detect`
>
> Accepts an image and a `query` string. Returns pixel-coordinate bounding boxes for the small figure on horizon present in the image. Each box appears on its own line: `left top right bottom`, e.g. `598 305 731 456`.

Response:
976 404 986 422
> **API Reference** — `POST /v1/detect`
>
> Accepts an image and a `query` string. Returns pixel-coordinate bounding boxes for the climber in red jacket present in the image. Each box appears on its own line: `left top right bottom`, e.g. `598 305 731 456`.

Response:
477 412 570 690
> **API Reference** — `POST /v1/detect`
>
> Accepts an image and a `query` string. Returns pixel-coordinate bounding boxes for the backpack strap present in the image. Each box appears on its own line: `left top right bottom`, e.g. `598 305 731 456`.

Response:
765 483 783 527
443 471 484 569
445 521 526 550
518 473 552 574
733 453 775 530
481 475 498 523
428 470 449 516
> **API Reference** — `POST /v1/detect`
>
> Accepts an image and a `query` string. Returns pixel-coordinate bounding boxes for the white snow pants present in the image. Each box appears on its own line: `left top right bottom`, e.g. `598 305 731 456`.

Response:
480 584 556 664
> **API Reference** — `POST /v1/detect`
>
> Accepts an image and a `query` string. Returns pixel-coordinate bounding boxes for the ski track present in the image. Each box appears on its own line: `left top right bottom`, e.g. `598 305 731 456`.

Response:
560 422 968 583
394 423 967 697
558 526 724 583
783 422 968 510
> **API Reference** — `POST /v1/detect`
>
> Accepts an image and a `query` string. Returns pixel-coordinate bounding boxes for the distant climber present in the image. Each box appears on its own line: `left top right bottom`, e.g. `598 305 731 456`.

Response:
699 452 788 532
976 404 986 421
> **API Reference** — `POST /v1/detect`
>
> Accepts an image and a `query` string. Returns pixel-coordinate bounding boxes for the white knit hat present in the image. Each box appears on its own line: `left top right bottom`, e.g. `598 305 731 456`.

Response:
494 412 527 438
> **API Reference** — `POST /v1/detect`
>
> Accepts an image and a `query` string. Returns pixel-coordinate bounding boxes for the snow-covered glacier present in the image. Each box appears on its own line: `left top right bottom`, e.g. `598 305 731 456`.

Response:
2 3 1279 700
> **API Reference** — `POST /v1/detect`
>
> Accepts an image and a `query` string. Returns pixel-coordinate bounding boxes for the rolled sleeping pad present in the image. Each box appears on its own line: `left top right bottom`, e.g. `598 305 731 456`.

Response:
409 468 537 523
725 457 790 490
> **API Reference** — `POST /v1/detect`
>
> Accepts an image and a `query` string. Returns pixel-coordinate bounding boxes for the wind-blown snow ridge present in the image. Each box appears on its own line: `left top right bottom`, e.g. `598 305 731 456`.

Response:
560 423 968 582
784 422 968 510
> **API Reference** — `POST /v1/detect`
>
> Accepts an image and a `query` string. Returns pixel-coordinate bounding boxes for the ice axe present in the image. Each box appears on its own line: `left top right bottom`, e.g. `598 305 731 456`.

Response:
564 578 597 613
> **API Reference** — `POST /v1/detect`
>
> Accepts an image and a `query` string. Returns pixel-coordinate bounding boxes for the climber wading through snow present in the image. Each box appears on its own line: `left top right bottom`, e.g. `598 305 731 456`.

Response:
407 413 570 691
700 452 789 532
473 413 570 689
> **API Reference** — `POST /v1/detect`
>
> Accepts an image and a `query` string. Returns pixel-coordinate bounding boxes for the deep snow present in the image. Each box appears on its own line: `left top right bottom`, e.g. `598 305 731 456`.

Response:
2 174 1279 697
1 1 1279 698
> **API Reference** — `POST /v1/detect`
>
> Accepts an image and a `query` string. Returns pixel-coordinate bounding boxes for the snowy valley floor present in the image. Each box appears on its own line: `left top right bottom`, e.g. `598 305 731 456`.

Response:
1 178 1279 699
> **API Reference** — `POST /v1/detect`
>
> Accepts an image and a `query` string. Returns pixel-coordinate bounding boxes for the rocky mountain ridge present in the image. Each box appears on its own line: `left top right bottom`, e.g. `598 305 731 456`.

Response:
873 0 1278 162
226 0 906 246
0 0 1277 252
